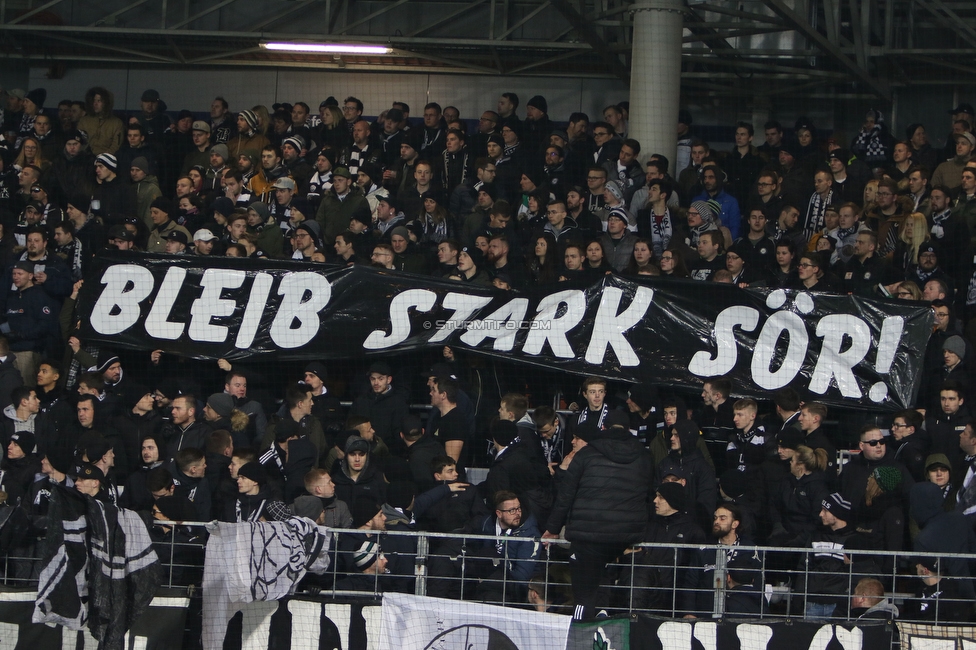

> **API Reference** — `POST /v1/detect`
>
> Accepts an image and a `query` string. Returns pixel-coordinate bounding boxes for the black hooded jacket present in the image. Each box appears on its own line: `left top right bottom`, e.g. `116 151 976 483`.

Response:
545 427 652 544
656 420 718 530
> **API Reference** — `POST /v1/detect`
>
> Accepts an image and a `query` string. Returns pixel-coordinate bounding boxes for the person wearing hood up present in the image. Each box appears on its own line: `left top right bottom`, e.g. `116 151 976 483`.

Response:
656 419 718 532
331 434 387 506
120 432 165 512
911 481 976 599
542 414 652 620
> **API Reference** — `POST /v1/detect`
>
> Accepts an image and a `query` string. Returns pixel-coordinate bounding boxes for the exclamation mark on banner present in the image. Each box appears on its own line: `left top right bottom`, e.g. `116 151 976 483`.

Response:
869 316 904 403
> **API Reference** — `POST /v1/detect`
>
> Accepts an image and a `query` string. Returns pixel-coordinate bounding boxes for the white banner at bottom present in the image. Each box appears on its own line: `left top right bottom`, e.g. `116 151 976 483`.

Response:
379 592 572 649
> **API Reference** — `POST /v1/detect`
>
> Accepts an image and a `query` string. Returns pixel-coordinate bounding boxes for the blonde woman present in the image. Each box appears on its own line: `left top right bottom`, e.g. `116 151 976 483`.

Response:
893 212 930 276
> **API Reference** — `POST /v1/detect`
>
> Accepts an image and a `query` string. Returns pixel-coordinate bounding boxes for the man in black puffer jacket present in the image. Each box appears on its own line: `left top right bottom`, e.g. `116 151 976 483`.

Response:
543 417 652 620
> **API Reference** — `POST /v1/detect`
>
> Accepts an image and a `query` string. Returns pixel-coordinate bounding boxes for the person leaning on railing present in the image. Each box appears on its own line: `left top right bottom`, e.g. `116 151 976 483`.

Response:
542 417 652 620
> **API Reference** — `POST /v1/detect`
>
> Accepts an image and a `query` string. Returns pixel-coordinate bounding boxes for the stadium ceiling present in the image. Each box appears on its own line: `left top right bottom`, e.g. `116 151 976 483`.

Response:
0 0 971 100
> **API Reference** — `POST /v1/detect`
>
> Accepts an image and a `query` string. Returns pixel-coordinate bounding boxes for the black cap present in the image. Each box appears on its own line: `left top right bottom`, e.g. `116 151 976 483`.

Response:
165 230 188 244
678 109 693 126
73 462 104 482
368 361 392 376
776 428 804 450
950 103 976 116
107 225 134 242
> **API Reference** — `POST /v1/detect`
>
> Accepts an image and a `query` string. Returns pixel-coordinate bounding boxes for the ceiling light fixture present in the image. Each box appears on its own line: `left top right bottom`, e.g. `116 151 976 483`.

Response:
261 42 390 55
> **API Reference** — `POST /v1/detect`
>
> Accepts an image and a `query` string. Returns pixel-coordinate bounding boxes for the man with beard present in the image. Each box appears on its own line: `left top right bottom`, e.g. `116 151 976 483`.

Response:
120 433 165 512
690 503 758 616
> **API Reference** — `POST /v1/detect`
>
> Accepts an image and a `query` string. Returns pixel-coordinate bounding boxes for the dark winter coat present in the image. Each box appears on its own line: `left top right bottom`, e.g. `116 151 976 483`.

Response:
545 427 652 544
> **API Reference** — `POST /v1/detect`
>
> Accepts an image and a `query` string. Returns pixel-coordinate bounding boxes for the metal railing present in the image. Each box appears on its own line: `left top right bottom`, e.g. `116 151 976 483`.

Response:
4 521 973 626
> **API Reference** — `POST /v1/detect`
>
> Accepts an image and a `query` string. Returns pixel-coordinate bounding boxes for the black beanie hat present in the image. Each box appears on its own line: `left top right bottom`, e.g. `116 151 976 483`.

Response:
490 420 519 446
657 482 686 512
527 95 548 114
237 462 267 486
352 496 382 528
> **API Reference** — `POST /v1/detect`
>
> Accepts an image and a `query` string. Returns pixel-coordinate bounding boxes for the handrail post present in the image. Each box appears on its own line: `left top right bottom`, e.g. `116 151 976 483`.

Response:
712 546 727 618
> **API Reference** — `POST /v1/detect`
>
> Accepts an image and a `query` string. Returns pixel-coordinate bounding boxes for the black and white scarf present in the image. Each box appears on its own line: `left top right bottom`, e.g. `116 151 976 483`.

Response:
650 209 673 258
688 220 717 248
577 403 609 429
803 189 833 236
931 208 951 239
504 142 519 158
854 124 886 159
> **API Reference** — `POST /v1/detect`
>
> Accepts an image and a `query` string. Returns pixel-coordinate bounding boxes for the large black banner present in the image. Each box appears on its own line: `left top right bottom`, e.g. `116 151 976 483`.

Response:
77 252 933 411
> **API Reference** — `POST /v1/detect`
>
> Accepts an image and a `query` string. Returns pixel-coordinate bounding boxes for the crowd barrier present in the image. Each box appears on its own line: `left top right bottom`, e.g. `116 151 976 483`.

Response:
3 521 972 623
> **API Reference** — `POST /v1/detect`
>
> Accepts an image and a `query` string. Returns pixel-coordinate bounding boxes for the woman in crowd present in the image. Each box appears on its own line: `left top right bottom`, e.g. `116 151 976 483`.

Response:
893 212 930 278
15 137 49 172
658 245 689 279
527 232 559 285
623 238 656 277
769 445 830 546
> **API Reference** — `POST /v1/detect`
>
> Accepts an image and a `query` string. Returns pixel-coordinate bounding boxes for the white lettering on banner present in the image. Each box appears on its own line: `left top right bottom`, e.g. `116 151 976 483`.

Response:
286 600 322 650
235 272 274 348
269 272 332 348
688 306 760 376
239 601 278 650
751 310 809 389
870 316 905 402
692 620 717 650
145 267 188 339
658 621 694 648
428 293 493 343
323 603 352 650
0 621 17 647
584 286 654 366
459 298 529 350
364 289 437 349
833 625 863 650
656 621 868 650
522 290 587 358
690 290 905 404
736 623 773 649
188 269 246 343
809 315 871 398
362 605 383 650
90 264 155 334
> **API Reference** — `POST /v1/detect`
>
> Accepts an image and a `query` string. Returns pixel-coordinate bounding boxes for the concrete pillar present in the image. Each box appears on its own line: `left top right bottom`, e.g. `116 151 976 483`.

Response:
627 0 684 170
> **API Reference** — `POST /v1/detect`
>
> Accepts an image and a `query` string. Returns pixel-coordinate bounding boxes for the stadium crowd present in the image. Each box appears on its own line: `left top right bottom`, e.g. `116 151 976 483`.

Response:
0 84 974 626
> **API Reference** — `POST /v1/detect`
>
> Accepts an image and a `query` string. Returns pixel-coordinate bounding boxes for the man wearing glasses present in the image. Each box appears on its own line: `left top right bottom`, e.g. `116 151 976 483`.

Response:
864 178 907 255
890 410 928 482
341 96 363 134
838 425 910 512
465 489 540 603
591 122 621 167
